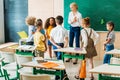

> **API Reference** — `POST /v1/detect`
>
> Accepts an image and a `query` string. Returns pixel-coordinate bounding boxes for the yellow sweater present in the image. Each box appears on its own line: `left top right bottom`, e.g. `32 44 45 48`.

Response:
34 31 46 51
46 26 53 39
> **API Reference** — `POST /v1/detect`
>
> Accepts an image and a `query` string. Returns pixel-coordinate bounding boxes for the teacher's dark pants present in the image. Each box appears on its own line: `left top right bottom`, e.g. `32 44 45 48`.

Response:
69 26 80 47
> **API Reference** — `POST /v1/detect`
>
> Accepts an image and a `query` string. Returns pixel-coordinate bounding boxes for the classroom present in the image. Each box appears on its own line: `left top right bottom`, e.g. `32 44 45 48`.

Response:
0 0 120 80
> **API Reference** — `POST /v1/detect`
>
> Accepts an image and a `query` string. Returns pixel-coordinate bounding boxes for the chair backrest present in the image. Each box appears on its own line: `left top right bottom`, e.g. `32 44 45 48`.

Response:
21 74 50 80
0 51 15 63
15 54 33 67
110 57 120 64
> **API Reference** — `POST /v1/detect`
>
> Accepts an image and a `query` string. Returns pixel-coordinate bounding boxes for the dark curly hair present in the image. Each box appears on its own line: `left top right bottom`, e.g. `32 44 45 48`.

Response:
44 17 56 29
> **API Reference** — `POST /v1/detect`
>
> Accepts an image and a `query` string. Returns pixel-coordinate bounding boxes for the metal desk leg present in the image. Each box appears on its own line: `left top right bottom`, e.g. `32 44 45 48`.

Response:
98 74 102 80
33 68 37 75
80 78 85 80
62 52 64 61
60 70 64 80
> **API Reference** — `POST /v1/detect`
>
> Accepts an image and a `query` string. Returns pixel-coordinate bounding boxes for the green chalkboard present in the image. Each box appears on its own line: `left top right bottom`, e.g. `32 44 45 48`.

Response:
64 0 120 31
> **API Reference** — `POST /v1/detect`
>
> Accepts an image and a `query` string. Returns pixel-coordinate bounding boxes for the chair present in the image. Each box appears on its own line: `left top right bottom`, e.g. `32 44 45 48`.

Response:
15 54 33 67
0 52 15 65
15 54 33 79
110 57 120 64
0 51 17 80
17 31 28 45
19 70 50 80
0 58 4 77
21 74 50 80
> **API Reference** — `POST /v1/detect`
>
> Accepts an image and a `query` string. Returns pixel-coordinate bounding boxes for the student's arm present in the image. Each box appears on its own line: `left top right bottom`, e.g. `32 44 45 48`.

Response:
104 39 111 45
104 32 114 45
32 26 36 34
92 29 99 45
50 37 61 49
64 30 69 48
50 30 61 49
103 38 111 51
81 30 88 48
64 37 68 48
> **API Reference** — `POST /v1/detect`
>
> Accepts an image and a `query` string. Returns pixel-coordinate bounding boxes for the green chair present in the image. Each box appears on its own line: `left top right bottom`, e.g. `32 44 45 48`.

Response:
0 51 17 80
15 54 33 80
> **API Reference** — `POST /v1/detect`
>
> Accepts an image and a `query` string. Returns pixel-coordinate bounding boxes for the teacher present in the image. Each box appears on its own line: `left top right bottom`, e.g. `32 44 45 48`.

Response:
66 2 82 64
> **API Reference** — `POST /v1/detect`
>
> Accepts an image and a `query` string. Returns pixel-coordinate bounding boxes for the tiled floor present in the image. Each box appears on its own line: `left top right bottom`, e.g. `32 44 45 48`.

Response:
0 52 102 80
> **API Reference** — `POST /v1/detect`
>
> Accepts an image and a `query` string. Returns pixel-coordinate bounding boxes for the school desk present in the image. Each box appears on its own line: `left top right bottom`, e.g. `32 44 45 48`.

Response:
0 42 18 54
20 59 66 80
106 49 120 55
16 45 35 56
54 47 86 61
54 47 86 79
89 64 120 80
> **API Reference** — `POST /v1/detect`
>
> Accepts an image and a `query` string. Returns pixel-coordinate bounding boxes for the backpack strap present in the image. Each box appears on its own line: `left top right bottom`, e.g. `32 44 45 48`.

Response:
89 28 92 37
84 28 92 38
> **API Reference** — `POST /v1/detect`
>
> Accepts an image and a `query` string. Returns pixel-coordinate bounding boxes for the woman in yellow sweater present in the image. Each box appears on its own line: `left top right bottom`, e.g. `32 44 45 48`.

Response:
44 17 56 58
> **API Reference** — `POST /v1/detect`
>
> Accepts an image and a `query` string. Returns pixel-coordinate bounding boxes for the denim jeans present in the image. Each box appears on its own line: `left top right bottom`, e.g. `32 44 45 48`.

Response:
69 26 80 47
103 44 114 64
53 43 64 60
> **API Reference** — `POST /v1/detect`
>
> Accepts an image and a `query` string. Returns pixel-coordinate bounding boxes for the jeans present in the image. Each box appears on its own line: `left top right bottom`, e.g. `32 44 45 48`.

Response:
69 26 80 47
53 43 64 60
103 44 114 64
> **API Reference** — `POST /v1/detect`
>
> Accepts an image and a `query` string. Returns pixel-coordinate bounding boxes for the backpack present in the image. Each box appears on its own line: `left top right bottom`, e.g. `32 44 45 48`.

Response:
84 29 97 58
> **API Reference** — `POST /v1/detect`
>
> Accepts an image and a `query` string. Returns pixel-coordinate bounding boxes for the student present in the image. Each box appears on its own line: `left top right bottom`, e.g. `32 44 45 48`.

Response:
44 17 56 58
67 2 82 64
103 21 115 64
50 15 68 60
75 17 99 80
37 19 46 35
34 19 46 58
37 19 47 51
25 16 36 45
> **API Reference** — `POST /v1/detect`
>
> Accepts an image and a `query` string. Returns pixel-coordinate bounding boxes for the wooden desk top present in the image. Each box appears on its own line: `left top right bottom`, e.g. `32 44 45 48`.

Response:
89 64 120 75
106 49 120 55
0 42 18 53
17 45 35 51
54 47 86 54
21 60 65 70
0 42 18 49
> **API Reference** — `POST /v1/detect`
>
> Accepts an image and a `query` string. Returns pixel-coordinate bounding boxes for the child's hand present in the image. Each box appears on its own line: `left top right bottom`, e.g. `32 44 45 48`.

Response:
64 45 67 48
103 46 106 51
57 46 62 49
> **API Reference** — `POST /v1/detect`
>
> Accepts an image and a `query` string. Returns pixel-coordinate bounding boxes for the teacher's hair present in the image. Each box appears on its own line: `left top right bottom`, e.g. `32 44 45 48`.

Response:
70 2 78 10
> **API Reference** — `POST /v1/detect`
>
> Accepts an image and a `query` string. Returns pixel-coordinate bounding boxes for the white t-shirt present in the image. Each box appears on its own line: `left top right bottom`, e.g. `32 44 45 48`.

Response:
50 25 68 43
68 11 82 27
81 28 99 47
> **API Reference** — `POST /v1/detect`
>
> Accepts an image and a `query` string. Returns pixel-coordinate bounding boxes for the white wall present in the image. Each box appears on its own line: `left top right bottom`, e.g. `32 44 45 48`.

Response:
0 0 5 43
28 0 63 25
